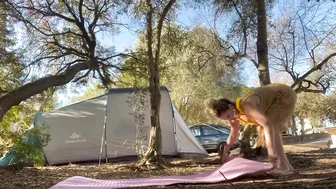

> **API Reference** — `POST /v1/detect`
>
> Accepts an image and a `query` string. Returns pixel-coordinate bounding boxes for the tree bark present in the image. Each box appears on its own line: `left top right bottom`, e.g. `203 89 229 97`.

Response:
137 0 175 168
0 62 88 121
244 0 271 158
291 114 301 141
299 116 305 142
256 0 271 86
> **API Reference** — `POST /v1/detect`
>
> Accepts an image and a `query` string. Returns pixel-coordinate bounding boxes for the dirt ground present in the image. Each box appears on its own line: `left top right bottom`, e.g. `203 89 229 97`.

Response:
0 144 335 189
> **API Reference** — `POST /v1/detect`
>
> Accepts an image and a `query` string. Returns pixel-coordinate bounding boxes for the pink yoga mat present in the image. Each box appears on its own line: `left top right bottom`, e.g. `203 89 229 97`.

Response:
51 157 274 189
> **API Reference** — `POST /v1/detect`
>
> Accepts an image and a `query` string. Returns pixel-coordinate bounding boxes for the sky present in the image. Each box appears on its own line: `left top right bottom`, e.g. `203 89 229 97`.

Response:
56 0 336 107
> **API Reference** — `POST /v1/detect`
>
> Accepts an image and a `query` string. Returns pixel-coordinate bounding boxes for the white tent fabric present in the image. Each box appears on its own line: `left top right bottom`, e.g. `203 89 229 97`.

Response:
173 106 206 155
34 87 207 165
104 88 177 158
35 95 108 165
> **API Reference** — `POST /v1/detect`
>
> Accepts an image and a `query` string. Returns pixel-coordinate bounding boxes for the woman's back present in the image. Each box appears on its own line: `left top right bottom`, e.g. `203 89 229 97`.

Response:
241 83 296 114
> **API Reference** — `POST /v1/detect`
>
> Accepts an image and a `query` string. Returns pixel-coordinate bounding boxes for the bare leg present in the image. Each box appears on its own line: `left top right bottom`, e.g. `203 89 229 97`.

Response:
263 124 293 174
264 126 294 176
274 132 294 171
262 125 276 164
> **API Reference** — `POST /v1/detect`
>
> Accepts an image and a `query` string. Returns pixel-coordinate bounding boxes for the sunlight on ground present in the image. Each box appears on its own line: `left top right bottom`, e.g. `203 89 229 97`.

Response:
317 159 336 165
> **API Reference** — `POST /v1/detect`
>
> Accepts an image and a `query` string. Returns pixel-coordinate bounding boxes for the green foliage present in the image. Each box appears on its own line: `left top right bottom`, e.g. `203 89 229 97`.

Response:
0 106 28 155
0 2 40 155
10 125 50 167
212 0 275 49
115 25 248 125
126 88 149 158
127 0 177 20
0 89 56 156
71 82 107 103
296 93 336 127
0 1 25 93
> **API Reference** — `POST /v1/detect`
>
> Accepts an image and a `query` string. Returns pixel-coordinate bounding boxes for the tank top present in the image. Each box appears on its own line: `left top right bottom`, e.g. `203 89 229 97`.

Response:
235 96 256 124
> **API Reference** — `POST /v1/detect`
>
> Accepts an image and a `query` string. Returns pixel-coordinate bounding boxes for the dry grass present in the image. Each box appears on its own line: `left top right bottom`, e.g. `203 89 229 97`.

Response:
0 145 335 189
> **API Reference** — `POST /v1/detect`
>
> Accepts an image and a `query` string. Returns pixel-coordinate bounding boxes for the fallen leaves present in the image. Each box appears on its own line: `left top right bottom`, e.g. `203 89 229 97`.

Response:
0 147 335 189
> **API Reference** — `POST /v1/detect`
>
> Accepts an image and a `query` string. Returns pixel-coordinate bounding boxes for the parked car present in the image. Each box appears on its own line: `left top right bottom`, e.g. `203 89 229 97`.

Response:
189 124 238 154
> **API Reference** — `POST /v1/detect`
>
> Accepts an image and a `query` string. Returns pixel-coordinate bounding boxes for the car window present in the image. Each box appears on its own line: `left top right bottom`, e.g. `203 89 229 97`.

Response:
213 125 230 133
214 127 230 134
202 126 222 136
190 127 201 136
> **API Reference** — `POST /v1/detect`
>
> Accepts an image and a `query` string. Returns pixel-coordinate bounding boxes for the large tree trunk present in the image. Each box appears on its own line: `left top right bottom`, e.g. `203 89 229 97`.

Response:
0 62 88 121
246 0 271 158
256 0 271 86
137 0 176 168
136 82 164 167
137 44 165 167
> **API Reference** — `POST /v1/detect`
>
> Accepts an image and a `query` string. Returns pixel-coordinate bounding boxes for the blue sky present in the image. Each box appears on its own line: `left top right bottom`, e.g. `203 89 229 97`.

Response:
57 0 336 106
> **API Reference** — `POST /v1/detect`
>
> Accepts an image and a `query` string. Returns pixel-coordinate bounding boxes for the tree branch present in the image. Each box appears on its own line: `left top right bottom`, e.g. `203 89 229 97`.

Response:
291 53 336 88
60 0 80 23
243 54 258 67
72 70 91 82
154 0 176 66
0 62 89 121
295 88 324 94
146 0 154 62
78 0 84 23
230 0 248 54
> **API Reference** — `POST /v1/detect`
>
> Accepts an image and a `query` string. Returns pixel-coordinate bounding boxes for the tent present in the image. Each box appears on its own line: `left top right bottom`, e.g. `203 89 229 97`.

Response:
0 87 207 166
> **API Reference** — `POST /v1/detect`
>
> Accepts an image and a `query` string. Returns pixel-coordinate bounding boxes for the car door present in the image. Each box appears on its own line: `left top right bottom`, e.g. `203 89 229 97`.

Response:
200 126 224 149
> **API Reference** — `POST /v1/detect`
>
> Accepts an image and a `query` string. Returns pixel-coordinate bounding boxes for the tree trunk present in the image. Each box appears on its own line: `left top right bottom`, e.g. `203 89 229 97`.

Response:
245 0 271 158
299 116 305 142
291 114 301 141
137 0 176 168
137 56 165 167
256 0 271 86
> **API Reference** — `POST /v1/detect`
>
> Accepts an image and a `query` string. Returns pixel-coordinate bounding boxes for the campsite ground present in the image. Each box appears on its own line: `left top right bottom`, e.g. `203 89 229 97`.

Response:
0 143 335 189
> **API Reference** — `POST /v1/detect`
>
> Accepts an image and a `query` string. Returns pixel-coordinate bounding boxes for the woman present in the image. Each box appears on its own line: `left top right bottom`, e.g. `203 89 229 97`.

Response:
207 83 296 176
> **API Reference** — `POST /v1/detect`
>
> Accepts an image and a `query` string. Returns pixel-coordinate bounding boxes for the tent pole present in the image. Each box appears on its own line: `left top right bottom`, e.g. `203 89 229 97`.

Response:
99 94 109 165
167 89 178 156
172 108 178 156
104 93 109 164
99 114 106 165
104 115 108 163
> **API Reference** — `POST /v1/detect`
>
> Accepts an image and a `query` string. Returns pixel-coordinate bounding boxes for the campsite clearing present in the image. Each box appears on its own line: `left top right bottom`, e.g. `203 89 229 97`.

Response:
0 145 335 189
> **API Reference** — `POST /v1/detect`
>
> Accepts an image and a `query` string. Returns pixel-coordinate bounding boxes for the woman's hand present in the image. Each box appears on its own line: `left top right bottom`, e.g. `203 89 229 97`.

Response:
220 152 229 164
219 119 239 165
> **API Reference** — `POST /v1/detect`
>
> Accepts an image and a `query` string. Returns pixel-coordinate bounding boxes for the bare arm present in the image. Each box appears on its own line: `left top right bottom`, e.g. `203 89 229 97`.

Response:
221 119 239 163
